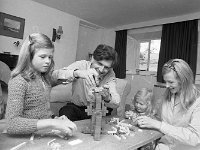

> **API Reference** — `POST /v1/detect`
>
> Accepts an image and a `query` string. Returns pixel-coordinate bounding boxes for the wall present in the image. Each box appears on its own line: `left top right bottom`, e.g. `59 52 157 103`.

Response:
76 24 101 61
126 36 140 74
94 29 116 48
0 0 116 69
0 0 79 69
125 74 156 105
76 25 116 61
119 16 200 102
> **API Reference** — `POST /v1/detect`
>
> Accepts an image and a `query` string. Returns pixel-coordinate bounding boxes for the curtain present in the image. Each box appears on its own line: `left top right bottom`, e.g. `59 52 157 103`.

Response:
114 30 127 79
157 19 198 82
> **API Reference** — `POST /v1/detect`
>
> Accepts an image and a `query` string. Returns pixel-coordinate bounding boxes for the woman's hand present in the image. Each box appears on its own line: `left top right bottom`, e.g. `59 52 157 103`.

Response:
136 116 161 130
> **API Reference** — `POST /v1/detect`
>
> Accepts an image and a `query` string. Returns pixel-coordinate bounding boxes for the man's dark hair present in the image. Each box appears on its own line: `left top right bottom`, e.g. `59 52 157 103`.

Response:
93 44 118 68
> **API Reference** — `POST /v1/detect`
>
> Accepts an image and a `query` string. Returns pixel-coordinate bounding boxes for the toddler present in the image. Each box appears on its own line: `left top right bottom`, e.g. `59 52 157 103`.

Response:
125 88 155 120
125 88 156 150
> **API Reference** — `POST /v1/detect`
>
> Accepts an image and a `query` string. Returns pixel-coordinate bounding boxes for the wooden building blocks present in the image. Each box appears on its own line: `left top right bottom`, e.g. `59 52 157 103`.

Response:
85 87 108 141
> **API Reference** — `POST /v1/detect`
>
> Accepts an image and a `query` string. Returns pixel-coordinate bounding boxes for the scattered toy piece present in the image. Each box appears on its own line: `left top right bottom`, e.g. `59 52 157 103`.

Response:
10 142 27 150
129 133 135 136
68 139 83 146
47 139 56 146
30 133 35 141
47 139 61 150
113 134 121 140
81 126 92 134
121 134 126 139
138 129 143 132
50 143 61 150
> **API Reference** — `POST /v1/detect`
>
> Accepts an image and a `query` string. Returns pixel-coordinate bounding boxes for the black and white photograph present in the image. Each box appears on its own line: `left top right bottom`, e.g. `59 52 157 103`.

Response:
0 0 200 150
0 12 25 39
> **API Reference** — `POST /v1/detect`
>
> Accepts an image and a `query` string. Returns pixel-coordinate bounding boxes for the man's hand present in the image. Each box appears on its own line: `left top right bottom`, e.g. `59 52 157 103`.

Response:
74 69 99 87
101 87 111 102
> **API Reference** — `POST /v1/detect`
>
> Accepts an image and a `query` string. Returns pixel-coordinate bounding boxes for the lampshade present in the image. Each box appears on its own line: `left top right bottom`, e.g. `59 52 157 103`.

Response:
57 26 63 35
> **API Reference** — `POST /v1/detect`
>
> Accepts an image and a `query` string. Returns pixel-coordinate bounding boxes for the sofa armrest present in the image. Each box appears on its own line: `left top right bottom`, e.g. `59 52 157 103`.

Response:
50 84 72 103
50 84 72 116
117 80 131 117
111 78 131 117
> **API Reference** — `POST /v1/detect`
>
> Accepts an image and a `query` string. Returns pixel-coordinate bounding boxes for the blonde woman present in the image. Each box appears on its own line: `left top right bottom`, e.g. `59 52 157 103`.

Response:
136 59 200 150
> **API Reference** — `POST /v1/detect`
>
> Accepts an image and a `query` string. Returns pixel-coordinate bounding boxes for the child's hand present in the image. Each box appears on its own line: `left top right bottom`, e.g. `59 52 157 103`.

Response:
125 111 134 118
53 119 77 136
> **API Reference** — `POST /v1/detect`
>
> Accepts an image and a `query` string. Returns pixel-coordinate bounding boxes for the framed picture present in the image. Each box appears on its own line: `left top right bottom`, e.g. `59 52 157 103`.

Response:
0 12 25 39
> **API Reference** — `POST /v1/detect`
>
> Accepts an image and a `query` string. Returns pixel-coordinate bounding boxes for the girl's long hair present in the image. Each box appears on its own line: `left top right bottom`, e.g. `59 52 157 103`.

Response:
11 33 55 83
162 59 200 110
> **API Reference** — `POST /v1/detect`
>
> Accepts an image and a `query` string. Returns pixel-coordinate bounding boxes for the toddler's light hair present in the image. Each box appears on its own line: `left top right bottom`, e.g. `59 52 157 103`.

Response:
132 88 153 115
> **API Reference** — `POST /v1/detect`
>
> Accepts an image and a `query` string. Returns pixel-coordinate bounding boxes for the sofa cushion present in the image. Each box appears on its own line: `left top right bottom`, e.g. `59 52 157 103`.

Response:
50 78 131 117
116 78 128 98
50 84 72 103
116 78 131 117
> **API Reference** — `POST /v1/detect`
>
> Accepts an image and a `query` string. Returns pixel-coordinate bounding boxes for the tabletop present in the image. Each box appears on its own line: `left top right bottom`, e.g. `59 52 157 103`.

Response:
0 118 163 150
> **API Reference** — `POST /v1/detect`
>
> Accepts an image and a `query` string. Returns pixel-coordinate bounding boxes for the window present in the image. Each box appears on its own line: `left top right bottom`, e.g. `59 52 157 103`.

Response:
139 39 161 71
127 26 162 74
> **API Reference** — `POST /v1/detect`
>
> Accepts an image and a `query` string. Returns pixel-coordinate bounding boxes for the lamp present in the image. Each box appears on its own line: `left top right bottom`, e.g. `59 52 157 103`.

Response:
13 41 20 47
52 26 63 42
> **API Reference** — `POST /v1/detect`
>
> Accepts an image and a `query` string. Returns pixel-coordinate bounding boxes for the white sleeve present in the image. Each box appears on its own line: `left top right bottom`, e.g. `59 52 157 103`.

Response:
160 104 200 146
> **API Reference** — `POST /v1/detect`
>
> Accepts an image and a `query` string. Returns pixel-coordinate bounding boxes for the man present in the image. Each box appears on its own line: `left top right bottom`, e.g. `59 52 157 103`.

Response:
56 44 120 121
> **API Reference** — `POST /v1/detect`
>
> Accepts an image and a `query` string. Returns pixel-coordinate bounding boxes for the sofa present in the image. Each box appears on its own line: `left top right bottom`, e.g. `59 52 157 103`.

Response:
0 59 131 119
50 78 131 117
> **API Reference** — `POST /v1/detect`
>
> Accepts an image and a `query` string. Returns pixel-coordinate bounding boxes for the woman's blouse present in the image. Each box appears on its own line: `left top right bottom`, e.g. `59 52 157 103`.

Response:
159 94 200 149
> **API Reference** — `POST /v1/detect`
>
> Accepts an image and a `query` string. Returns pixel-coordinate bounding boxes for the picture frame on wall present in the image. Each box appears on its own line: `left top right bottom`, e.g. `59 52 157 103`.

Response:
0 12 25 39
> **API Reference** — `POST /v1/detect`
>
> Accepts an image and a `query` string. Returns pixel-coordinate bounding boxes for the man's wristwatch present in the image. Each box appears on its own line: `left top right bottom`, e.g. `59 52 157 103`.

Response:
73 69 79 79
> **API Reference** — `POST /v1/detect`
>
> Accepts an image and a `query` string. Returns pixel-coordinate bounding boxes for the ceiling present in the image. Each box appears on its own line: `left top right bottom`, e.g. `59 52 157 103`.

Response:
31 0 200 28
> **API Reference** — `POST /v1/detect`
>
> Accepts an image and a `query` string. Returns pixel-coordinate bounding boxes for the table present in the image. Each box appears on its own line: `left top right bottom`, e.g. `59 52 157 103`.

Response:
0 118 163 150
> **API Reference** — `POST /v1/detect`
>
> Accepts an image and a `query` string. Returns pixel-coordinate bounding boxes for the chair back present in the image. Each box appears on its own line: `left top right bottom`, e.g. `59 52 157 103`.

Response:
0 61 11 119
116 78 131 117
0 61 11 85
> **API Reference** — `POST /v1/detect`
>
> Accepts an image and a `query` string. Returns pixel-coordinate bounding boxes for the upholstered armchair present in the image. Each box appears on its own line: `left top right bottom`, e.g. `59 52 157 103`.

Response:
0 61 11 119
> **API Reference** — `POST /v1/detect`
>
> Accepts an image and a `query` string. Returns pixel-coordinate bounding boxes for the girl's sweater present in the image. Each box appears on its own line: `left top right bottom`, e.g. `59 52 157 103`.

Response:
5 74 53 134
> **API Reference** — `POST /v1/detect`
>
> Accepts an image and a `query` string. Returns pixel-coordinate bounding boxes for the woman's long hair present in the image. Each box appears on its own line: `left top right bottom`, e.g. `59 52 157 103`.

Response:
162 59 200 110
11 33 55 83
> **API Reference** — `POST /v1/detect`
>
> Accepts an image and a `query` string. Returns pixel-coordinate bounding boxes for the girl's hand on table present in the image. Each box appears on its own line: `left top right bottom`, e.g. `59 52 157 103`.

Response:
53 119 77 136
136 116 161 130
